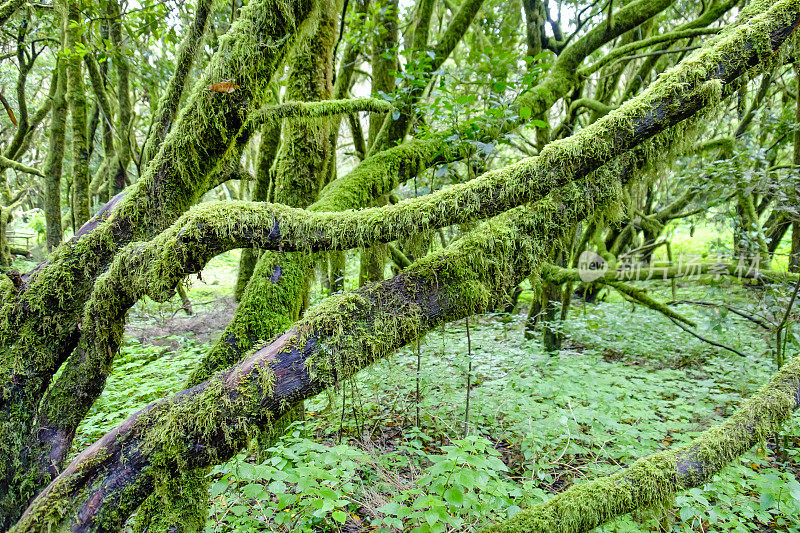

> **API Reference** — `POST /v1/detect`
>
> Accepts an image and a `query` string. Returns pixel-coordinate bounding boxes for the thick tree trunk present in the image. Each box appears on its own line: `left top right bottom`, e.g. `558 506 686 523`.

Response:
0 0 317 526
200 0 340 382
358 0 399 283
234 118 281 301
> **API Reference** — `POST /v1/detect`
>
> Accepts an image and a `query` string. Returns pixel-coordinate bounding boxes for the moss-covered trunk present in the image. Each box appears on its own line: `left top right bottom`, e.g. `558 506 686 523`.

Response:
234 114 282 301
140 0 214 167
0 0 317 526
63 0 90 230
108 0 131 193
43 59 67 251
133 5 341 531
359 0 398 285
0 208 11 269
792 62 800 273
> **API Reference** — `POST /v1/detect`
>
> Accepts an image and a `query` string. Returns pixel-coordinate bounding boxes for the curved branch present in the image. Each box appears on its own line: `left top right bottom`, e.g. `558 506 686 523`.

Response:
0 155 43 176
579 27 720 77
568 98 616 117
247 97 393 127
602 279 696 326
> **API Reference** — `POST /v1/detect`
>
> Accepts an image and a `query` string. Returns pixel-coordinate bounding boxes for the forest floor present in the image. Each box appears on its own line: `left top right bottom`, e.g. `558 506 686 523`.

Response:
11 224 800 533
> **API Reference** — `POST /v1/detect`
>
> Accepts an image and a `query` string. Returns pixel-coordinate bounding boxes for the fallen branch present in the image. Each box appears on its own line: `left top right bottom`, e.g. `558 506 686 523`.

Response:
667 316 752 358
487 354 800 532
668 300 772 330
602 280 696 327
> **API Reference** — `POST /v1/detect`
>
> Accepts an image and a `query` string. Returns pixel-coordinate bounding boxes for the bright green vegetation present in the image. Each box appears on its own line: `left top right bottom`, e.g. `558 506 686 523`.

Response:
2 0 800 529
63 236 799 532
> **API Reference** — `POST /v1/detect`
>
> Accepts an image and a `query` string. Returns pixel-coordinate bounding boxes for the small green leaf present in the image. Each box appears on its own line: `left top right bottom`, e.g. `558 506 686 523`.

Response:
444 487 464 507
332 510 347 523
241 483 266 499
209 479 229 498
519 106 532 119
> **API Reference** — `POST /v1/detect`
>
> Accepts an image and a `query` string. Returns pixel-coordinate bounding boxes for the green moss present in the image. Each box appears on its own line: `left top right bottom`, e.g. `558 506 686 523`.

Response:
0 0 321 526
63 0 90 229
485 354 800 533
248 97 392 127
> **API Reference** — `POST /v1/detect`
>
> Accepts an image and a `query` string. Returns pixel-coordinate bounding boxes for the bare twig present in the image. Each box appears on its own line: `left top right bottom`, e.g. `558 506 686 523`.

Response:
668 300 772 330
667 317 751 358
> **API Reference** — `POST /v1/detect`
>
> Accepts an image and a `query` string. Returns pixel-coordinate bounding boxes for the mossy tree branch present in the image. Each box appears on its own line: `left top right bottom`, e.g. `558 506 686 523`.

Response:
578 27 721 77
310 0 680 222
485 353 800 533
14 169 621 533
540 262 798 285
0 155 43 177
622 0 740 101
107 0 131 194
63 0 91 229
0 0 25 27
140 0 214 167
59 3 800 264
0 0 319 526
247 98 393 127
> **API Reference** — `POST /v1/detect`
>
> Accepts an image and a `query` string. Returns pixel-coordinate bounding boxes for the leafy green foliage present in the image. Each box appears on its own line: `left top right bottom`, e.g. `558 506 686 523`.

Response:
73 255 799 532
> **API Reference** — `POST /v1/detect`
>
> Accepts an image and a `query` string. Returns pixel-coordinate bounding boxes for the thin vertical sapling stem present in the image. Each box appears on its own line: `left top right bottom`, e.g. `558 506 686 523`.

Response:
463 316 472 438
775 275 800 368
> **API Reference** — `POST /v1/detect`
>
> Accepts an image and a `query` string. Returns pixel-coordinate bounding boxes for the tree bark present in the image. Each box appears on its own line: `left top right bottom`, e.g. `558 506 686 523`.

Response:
63 0 90 230
107 0 132 194
0 0 318 526
43 60 67 251
140 0 215 167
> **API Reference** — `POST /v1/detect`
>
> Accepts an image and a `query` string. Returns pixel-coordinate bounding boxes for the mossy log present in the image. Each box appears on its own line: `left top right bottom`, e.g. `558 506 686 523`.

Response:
486 353 800 533
14 170 618 533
